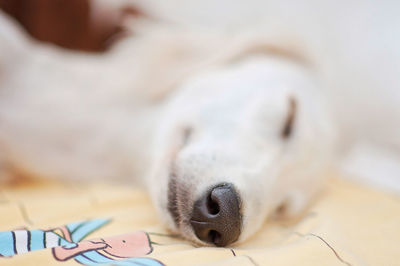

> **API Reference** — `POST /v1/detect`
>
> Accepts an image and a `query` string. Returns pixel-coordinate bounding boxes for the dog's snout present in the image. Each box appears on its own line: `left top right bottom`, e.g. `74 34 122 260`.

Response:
190 183 241 247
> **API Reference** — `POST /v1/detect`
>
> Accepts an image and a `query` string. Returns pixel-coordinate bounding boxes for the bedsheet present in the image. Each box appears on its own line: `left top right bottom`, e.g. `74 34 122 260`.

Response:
0 176 399 266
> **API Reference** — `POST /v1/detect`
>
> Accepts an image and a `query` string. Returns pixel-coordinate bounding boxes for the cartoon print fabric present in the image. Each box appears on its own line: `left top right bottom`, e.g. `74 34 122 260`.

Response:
0 219 109 257
0 219 163 265
0 178 399 265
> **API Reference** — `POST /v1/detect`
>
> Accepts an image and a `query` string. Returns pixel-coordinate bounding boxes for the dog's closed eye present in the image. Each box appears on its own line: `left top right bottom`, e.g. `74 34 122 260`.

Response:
281 97 297 139
182 127 193 146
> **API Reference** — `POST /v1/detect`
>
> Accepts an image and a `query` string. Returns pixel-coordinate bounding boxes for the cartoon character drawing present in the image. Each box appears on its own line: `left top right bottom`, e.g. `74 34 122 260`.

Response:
0 219 110 257
0 218 164 265
52 231 163 265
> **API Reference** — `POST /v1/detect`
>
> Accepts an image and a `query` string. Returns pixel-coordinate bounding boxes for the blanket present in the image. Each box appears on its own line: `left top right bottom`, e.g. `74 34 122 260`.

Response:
0 176 399 266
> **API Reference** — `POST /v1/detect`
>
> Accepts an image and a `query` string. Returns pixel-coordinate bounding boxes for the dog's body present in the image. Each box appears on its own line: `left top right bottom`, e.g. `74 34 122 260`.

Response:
0 0 399 246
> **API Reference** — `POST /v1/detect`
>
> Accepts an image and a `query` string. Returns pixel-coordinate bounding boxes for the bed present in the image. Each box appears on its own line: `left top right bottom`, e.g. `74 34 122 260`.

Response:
0 175 399 265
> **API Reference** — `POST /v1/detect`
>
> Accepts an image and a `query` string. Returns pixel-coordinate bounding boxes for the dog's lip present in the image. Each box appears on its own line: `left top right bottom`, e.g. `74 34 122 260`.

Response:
167 171 181 227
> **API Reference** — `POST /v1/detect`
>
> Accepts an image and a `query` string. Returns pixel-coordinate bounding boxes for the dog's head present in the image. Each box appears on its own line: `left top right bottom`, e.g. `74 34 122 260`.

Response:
147 56 335 246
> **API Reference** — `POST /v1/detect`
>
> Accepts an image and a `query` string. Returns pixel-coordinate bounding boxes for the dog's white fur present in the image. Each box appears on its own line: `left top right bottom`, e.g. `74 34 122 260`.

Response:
0 0 399 245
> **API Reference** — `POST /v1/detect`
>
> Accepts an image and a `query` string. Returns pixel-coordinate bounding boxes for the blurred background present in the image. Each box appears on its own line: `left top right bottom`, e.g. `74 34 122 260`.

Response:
0 0 399 191
0 0 139 52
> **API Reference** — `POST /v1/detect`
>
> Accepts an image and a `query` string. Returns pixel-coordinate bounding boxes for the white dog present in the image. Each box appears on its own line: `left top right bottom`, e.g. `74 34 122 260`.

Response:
0 0 399 247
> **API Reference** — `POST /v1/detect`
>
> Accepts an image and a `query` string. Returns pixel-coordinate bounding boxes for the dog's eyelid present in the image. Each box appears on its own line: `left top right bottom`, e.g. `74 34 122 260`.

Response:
281 96 297 139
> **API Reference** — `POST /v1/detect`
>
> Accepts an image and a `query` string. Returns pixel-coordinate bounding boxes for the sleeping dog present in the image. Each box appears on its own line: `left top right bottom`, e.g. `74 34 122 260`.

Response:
0 0 399 247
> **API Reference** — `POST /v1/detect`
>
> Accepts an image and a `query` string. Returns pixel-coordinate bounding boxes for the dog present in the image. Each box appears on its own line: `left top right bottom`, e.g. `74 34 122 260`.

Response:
0 0 399 247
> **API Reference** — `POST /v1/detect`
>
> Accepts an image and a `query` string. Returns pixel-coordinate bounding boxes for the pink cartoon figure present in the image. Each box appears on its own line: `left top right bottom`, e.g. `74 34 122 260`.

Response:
53 231 152 260
52 231 162 265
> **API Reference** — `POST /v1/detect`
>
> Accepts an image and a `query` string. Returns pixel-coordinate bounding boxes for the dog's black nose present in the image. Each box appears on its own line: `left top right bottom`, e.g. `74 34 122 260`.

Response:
190 183 241 247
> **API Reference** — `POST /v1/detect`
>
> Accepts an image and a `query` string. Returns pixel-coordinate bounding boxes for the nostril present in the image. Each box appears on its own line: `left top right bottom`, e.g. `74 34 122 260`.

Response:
208 230 221 244
206 193 220 215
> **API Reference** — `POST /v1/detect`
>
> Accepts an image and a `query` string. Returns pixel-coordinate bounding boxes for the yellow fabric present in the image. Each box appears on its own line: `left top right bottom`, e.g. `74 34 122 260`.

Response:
0 177 399 266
